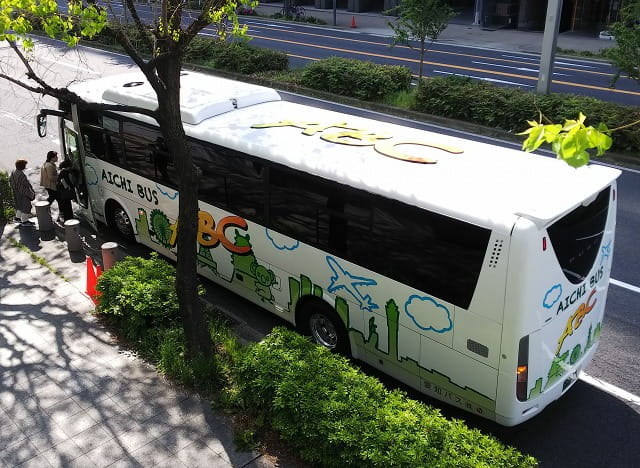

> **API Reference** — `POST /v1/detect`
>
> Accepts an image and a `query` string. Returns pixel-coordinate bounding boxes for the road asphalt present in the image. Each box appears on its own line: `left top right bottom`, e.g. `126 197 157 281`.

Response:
254 3 617 55
0 12 621 466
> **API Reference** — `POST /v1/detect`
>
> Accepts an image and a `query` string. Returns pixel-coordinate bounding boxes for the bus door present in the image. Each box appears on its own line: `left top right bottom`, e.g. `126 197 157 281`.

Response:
62 119 97 230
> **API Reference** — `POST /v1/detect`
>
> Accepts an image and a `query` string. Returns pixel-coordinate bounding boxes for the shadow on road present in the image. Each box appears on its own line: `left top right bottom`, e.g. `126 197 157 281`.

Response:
439 380 640 467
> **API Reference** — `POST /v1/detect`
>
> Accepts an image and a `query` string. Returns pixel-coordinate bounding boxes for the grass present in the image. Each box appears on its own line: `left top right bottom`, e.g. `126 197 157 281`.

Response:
8 238 72 282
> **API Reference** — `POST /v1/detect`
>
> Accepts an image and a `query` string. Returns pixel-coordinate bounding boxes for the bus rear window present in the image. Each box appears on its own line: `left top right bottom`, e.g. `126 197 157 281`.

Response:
547 187 610 284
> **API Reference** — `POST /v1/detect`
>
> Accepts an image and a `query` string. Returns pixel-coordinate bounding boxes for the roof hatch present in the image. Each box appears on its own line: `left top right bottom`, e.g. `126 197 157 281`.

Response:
101 71 281 125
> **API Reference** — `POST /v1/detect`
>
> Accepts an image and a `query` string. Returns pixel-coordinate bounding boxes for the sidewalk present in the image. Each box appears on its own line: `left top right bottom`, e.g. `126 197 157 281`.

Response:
253 3 617 55
0 214 281 467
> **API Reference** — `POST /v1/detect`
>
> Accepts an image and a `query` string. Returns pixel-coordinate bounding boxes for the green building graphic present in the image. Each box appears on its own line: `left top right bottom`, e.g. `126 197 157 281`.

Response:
286 277 496 415
529 321 602 399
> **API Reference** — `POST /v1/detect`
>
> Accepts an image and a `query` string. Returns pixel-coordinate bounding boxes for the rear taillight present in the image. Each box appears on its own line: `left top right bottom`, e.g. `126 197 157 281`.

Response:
516 336 529 401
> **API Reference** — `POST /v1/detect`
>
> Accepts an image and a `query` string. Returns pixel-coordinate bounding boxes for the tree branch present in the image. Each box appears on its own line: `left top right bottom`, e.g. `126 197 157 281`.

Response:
104 23 147 70
123 0 156 52
3 40 158 120
183 0 227 43
6 40 55 92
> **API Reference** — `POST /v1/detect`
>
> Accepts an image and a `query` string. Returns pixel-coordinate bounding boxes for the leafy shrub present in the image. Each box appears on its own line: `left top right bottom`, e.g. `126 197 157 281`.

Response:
157 325 224 393
301 57 412 101
412 76 640 154
300 15 327 25
204 42 289 74
183 36 218 63
95 253 179 339
235 327 538 468
0 171 15 222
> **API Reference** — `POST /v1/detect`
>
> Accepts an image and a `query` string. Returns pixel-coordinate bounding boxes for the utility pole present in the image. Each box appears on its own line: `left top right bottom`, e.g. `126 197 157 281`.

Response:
473 0 484 26
537 0 563 94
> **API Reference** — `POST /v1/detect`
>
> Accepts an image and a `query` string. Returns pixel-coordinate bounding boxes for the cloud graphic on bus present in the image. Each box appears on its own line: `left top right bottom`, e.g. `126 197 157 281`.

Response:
155 184 179 200
404 295 452 333
543 284 562 309
84 163 99 186
266 229 300 251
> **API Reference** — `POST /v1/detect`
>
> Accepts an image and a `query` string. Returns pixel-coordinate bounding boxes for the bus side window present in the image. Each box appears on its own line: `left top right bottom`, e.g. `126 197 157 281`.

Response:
340 191 373 260
223 149 265 222
192 143 229 210
150 137 177 188
104 132 125 165
269 167 329 247
81 126 106 159
370 198 490 309
122 122 158 181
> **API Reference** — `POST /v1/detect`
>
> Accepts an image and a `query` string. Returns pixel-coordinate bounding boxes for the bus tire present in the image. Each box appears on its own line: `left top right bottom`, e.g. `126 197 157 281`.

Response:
298 299 350 356
107 201 135 241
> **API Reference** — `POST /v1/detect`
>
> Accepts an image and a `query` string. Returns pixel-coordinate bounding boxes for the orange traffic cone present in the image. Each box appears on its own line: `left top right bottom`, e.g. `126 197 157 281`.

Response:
86 256 97 302
351 16 356 28
85 257 103 305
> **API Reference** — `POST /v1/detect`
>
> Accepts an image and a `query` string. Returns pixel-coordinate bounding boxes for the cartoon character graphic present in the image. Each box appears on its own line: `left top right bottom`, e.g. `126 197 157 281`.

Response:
231 231 277 303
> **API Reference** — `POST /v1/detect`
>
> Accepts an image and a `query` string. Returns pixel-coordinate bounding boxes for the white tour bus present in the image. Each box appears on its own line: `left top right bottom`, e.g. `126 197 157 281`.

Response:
38 70 620 426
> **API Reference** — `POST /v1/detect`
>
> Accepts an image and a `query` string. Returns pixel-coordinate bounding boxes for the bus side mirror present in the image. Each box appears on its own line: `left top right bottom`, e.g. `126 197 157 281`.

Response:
36 113 47 138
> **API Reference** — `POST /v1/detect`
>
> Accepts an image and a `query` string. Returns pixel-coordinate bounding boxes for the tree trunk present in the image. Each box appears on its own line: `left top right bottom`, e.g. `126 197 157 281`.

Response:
155 60 213 360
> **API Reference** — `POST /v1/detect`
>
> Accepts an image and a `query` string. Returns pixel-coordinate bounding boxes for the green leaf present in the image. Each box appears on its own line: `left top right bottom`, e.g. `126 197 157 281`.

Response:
543 123 563 143
520 123 545 152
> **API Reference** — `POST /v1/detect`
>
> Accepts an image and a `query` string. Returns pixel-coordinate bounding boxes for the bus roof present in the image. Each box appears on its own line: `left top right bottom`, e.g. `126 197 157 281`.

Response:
69 71 621 229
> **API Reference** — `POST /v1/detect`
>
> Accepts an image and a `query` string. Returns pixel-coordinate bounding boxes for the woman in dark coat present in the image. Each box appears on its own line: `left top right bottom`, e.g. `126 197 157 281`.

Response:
56 158 77 222
9 159 36 226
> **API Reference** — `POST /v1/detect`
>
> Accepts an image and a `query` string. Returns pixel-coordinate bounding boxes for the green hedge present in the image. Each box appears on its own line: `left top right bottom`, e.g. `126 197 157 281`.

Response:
198 41 289 74
0 171 15 222
412 76 640 154
301 57 412 101
234 327 537 468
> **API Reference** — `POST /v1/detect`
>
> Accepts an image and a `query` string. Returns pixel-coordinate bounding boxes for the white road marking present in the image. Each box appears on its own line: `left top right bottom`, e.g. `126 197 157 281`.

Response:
39 55 100 74
246 21 292 29
433 70 533 87
0 111 33 126
581 372 640 407
610 278 640 294
500 54 601 69
471 60 571 76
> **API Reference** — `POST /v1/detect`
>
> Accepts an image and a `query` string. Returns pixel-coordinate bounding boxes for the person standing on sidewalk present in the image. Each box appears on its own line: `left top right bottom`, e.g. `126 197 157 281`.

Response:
56 158 77 222
9 159 36 226
40 150 59 205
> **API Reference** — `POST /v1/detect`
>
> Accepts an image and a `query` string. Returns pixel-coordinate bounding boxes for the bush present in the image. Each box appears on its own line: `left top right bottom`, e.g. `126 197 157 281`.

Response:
156 325 224 393
234 327 537 468
0 171 15 222
412 76 640 154
203 42 289 75
95 253 180 339
301 57 412 101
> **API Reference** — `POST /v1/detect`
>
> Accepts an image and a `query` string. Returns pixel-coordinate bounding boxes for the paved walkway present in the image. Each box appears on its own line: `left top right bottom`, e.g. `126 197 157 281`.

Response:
254 3 617 55
0 205 277 467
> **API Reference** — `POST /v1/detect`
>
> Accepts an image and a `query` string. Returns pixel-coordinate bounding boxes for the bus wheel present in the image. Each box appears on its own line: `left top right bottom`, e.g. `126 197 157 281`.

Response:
299 300 350 356
108 202 134 240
